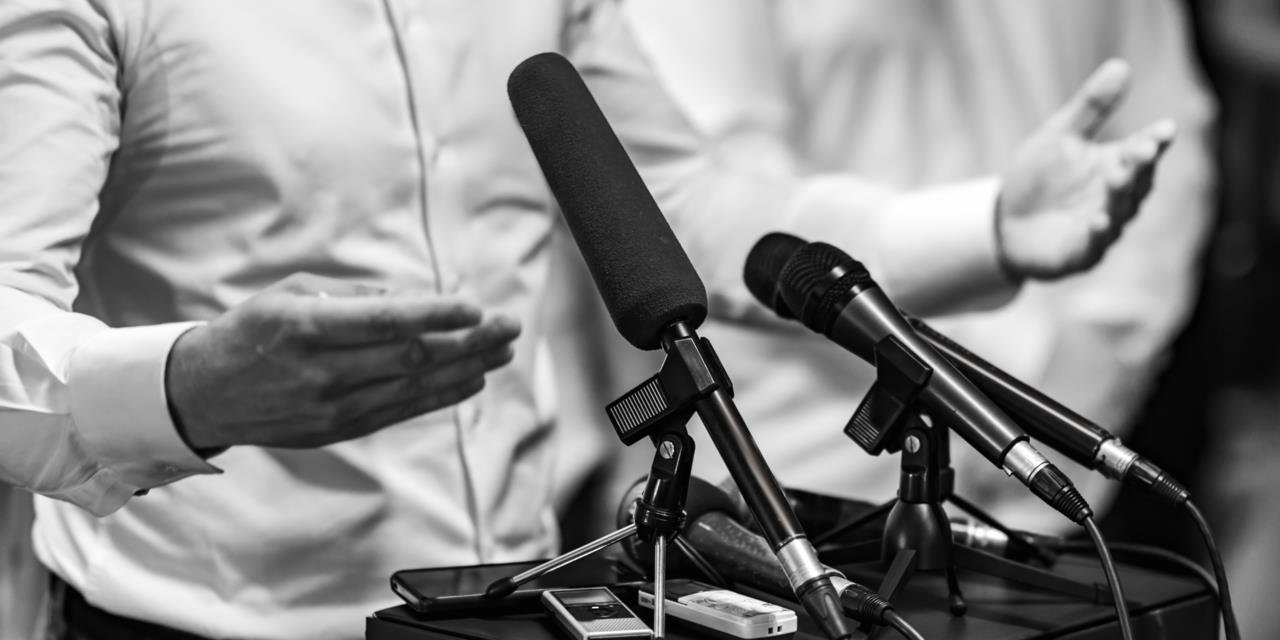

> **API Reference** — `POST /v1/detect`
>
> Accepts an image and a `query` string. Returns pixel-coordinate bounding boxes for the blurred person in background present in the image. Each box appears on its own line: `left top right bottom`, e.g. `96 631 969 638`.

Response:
1157 0 1280 636
552 0 1213 547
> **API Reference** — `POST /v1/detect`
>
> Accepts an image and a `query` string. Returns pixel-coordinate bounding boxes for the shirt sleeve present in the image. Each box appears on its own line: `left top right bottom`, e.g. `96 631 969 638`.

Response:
0 0 217 517
570 0 1017 325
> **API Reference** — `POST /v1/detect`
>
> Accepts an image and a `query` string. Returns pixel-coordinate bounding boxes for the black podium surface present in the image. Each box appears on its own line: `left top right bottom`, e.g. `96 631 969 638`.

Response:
366 554 1216 639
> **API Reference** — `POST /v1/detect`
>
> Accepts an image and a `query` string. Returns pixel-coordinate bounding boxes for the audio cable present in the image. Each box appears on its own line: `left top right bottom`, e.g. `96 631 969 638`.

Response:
1083 516 1134 640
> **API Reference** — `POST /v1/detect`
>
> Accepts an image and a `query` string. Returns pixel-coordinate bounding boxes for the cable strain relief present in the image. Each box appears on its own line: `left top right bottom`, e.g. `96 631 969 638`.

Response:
838 585 893 625
1030 465 1093 524
797 579 855 639
1129 458 1190 505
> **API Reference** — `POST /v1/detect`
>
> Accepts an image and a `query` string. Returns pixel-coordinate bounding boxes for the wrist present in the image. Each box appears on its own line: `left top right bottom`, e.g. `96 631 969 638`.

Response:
992 195 1025 284
164 328 228 458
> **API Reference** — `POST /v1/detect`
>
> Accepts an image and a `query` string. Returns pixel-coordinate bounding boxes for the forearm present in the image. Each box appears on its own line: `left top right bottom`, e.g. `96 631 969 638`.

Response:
574 5 1016 326
0 3 224 514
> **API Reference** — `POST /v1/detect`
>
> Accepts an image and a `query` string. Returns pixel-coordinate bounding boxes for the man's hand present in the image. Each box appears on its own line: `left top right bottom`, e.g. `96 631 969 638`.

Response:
997 59 1176 280
165 274 521 452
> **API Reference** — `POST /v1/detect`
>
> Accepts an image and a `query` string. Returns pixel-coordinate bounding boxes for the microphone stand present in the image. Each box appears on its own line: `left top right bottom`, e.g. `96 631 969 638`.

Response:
483 321 735 639
818 336 1119 616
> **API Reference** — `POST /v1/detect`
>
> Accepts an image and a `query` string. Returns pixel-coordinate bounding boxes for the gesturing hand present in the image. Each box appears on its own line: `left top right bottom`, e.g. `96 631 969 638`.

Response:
165 274 521 452
997 59 1176 280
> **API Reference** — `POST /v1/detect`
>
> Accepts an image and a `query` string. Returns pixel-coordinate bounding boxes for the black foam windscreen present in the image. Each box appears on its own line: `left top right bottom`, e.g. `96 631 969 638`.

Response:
743 232 807 319
507 52 707 350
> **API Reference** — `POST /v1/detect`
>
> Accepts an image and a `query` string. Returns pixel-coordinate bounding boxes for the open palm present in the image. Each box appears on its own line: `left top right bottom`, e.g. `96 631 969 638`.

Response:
997 59 1174 280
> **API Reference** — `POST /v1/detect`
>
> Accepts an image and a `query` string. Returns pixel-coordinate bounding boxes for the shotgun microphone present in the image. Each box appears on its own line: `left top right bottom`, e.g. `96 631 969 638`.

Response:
508 53 851 639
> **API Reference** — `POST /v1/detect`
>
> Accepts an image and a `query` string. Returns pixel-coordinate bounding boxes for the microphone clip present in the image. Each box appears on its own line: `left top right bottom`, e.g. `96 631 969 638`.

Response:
606 323 732 446
844 335 933 455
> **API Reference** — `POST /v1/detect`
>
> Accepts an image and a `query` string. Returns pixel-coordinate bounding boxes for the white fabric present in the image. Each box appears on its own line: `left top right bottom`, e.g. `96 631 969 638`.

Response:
611 0 1215 534
0 1 1040 637
1 1 591 635
0 486 44 640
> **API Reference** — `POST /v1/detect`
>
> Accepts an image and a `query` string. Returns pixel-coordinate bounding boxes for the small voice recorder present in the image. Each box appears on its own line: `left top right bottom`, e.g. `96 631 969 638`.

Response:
638 579 797 639
542 586 653 640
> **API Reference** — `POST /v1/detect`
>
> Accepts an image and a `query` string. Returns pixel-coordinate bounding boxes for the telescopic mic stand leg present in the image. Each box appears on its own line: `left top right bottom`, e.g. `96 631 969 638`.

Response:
629 427 696 639
653 535 668 638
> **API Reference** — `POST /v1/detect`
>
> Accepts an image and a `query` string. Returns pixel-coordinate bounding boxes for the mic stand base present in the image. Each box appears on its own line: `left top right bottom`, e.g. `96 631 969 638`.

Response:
820 417 1118 615
830 336 1114 618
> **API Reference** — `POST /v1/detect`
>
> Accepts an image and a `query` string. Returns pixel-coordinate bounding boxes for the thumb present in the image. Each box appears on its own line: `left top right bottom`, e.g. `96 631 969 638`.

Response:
1049 58 1132 139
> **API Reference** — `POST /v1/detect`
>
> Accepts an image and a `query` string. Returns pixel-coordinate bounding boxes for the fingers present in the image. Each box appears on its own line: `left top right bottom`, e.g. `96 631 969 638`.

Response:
1142 118 1178 151
325 316 522 386
331 344 515 435
1102 118 1177 231
300 296 489 344
358 342 513 404
1051 58 1132 139
342 378 489 440
274 273 388 298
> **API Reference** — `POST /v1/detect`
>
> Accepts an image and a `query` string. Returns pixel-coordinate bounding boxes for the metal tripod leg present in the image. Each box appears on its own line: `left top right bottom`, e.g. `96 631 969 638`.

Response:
945 563 967 616
951 544 1115 604
484 524 638 598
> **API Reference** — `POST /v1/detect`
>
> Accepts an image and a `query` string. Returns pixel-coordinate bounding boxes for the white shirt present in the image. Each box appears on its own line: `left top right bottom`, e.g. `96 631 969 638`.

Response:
615 0 1215 534
0 1 1030 637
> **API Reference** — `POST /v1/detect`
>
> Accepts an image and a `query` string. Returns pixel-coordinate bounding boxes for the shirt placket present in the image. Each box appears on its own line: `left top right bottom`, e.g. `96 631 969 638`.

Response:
380 0 489 562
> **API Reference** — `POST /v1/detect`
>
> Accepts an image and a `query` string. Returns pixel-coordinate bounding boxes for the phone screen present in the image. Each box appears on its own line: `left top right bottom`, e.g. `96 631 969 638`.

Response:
390 555 636 618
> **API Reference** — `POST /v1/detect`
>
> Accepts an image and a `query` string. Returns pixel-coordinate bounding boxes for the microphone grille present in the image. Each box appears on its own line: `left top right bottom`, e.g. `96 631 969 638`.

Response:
744 233 807 319
778 242 874 332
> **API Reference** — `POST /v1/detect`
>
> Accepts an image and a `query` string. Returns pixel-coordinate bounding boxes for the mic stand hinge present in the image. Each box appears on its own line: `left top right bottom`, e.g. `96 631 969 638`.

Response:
606 334 730 446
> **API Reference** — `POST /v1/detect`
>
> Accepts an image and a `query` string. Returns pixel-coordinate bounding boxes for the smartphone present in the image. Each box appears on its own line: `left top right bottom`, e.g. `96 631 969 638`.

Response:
638 579 797 639
543 587 653 640
390 556 636 618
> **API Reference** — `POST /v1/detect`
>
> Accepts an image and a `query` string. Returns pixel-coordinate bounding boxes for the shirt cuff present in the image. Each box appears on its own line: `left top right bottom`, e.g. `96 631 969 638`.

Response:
786 175 1017 317
69 322 221 490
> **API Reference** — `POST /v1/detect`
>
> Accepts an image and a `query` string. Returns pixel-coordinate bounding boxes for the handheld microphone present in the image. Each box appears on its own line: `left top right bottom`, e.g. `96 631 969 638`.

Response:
748 234 1188 506
744 233 1091 524
904 318 1189 505
716 481 1064 564
507 53 850 638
